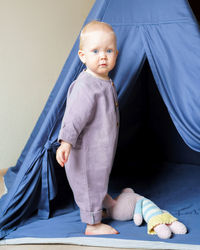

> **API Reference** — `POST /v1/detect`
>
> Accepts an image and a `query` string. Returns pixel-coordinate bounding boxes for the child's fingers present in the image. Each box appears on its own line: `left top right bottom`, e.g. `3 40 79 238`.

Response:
56 144 71 167
59 157 65 167
64 150 69 163
58 150 68 167
56 156 63 167
56 150 65 167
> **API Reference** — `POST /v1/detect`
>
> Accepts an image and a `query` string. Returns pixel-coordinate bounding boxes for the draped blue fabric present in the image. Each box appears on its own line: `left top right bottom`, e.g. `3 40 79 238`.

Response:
1 0 200 243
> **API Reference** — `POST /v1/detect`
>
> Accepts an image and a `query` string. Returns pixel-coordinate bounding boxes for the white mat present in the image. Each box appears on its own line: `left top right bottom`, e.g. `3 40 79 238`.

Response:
1 237 200 250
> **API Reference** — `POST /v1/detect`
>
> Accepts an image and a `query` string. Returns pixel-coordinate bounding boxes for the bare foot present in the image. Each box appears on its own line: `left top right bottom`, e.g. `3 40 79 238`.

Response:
85 223 119 235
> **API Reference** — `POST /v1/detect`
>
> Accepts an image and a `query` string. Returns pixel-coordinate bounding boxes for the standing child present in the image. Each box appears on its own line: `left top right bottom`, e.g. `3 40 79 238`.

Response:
56 20 119 235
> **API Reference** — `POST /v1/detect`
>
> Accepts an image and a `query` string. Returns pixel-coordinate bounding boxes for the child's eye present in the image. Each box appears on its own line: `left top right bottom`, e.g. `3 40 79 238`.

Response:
92 49 99 54
107 49 113 53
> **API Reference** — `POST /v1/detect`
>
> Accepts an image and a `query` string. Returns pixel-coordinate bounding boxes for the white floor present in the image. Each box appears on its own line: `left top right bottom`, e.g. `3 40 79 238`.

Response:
0 246 146 250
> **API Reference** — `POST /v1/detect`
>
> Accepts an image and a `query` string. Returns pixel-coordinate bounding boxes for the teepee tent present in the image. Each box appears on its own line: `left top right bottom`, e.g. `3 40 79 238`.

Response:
1 0 200 248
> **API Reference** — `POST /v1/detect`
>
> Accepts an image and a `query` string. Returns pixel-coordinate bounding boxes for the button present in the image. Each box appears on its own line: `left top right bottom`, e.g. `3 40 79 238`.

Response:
115 101 118 107
112 82 114 86
117 122 119 127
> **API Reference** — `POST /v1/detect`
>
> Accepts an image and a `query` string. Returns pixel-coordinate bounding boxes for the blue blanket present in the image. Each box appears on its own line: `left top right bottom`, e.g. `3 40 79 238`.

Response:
1 163 200 247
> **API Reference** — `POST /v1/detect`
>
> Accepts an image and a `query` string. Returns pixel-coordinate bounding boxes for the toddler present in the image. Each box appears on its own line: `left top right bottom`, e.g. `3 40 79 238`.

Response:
56 20 119 235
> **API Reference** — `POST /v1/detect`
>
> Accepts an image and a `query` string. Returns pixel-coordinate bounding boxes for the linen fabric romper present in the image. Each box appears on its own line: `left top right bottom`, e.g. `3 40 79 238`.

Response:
58 70 119 224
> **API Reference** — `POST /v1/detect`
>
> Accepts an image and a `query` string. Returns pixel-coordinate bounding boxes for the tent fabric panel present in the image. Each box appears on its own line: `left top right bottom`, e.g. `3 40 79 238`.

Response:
140 22 200 151
109 26 146 102
102 0 196 24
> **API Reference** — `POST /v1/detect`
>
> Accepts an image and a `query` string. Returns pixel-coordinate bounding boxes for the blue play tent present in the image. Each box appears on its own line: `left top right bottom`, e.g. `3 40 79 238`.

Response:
1 0 200 248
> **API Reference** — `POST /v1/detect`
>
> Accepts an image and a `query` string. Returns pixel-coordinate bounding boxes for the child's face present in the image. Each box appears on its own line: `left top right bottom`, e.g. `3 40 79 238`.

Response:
78 30 118 80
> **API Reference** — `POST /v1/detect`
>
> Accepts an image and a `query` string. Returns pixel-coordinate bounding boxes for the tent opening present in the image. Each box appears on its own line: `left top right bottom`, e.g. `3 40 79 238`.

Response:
112 59 200 179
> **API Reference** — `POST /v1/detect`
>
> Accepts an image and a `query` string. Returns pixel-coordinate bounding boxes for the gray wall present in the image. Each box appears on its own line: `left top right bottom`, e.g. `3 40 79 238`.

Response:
0 0 95 169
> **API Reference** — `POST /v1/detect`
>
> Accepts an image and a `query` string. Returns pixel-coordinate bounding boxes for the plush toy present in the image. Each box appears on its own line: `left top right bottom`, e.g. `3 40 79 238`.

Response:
103 188 187 239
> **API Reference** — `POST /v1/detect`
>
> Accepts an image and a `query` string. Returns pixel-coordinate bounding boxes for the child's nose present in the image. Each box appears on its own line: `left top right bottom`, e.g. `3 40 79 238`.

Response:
100 51 107 59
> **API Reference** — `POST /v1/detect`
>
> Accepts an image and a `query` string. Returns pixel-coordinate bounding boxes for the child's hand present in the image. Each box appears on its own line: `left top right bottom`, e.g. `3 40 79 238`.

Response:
56 141 72 167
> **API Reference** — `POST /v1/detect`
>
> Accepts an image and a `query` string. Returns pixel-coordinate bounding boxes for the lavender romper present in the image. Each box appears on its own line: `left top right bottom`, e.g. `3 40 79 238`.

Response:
58 70 119 224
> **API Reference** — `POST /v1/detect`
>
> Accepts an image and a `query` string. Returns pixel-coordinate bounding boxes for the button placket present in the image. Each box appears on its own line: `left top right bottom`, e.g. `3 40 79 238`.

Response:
110 80 119 128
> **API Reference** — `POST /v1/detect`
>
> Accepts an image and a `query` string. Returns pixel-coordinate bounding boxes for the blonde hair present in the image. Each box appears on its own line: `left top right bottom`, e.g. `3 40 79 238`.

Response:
79 20 116 50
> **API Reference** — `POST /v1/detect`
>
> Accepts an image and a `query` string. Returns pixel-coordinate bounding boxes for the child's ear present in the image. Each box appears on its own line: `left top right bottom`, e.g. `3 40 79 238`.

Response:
78 50 86 64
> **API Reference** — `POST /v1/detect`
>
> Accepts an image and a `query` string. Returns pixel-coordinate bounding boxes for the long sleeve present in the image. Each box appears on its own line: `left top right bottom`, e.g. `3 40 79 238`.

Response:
58 80 96 148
